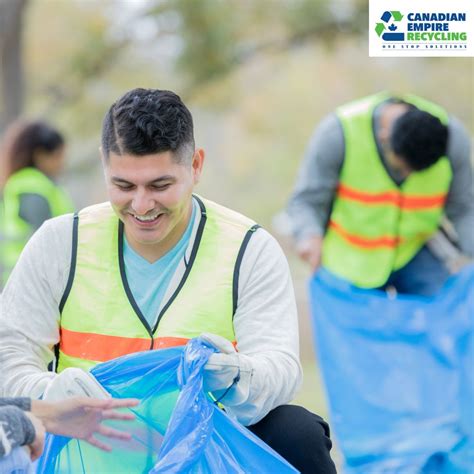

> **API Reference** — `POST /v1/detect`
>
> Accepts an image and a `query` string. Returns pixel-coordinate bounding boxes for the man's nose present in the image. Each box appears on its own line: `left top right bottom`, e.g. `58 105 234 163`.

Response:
131 189 155 215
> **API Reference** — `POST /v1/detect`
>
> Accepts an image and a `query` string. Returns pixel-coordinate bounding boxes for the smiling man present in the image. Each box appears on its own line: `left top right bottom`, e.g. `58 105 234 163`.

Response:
0 89 336 473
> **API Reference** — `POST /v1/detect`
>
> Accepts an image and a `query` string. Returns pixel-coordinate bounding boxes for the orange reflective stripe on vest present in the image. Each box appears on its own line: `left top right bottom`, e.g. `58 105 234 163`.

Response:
337 183 447 209
60 327 190 362
328 220 401 248
328 220 431 250
60 327 238 363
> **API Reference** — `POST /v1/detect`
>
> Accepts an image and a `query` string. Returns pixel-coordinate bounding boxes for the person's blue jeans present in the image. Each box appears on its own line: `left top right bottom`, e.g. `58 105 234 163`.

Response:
382 245 450 296
0 447 34 474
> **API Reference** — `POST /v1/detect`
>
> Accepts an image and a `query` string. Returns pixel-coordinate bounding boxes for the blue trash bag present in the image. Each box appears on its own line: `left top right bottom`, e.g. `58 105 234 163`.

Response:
309 265 474 474
37 338 298 473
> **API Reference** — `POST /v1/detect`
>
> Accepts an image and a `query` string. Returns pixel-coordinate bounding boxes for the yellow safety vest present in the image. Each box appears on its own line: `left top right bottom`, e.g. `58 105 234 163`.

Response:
0 167 74 286
322 93 452 288
57 196 258 372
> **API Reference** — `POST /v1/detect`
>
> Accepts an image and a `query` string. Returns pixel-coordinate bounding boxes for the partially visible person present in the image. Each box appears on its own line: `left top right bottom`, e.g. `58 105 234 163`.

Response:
287 92 473 296
0 120 74 287
0 395 139 473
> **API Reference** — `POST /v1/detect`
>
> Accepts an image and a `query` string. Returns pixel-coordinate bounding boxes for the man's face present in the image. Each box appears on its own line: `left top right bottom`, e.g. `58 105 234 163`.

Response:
103 149 204 261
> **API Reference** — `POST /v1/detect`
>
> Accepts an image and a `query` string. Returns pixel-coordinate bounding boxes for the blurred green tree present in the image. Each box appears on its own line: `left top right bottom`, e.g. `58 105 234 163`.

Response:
144 0 368 93
0 0 129 135
0 0 369 131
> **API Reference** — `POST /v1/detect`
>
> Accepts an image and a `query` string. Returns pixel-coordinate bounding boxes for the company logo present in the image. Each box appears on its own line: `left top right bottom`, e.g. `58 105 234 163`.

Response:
375 11 404 41
374 10 468 46
369 0 473 57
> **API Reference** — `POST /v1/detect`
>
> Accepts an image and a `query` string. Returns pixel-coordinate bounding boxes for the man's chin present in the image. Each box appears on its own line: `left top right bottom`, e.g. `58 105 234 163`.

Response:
130 231 165 246
123 221 166 245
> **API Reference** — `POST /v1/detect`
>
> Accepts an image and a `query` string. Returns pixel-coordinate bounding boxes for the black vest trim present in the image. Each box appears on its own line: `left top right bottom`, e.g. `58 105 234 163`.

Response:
118 221 154 346
232 224 260 317
54 213 79 372
152 195 207 333
59 213 79 313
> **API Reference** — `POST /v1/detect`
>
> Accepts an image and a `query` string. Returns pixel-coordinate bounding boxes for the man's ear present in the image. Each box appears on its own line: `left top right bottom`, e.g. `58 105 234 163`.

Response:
192 148 205 184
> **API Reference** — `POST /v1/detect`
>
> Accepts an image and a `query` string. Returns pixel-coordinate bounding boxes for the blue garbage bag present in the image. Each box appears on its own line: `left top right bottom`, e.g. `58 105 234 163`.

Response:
37 338 298 473
309 265 474 474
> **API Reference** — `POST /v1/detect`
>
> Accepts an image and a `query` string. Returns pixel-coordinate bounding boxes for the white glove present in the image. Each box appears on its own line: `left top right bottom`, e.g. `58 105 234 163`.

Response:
201 333 240 394
42 367 110 402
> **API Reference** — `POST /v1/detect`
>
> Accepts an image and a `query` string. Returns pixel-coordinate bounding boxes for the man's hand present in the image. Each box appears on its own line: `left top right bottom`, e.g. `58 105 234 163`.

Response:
24 412 45 461
201 333 240 394
296 235 324 272
42 367 110 401
31 397 139 452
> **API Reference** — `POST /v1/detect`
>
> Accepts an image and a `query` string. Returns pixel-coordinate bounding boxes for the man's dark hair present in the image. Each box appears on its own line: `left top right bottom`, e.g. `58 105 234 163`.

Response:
101 88 195 164
390 109 448 171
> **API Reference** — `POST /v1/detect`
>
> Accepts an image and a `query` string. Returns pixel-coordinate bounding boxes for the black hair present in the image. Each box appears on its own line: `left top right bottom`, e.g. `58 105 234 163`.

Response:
0 120 64 184
101 88 195 164
390 109 448 171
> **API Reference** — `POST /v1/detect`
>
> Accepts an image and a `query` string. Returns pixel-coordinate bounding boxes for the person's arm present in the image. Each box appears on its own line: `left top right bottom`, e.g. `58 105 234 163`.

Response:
286 114 344 270
444 116 474 257
18 193 52 230
0 397 139 460
30 397 138 452
0 406 36 459
286 113 344 242
0 397 31 410
208 228 302 426
0 215 72 398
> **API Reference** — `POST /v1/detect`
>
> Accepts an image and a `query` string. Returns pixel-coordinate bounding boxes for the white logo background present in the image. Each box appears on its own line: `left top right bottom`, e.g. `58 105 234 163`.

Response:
369 0 474 57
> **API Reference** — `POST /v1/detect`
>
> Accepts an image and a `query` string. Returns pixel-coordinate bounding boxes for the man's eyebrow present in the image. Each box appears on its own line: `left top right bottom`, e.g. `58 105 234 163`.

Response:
111 177 132 184
149 176 176 184
111 175 176 185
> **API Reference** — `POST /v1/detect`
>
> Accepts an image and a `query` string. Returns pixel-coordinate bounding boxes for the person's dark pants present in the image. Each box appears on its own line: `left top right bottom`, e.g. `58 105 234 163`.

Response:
382 245 450 297
247 405 337 474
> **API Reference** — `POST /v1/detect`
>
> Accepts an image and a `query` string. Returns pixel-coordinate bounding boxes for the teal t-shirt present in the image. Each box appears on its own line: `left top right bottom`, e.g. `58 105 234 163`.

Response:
123 202 196 329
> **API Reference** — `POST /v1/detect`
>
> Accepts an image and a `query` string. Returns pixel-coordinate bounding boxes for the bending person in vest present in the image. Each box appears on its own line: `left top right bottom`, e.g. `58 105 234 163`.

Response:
287 92 473 295
0 88 336 474
0 120 74 288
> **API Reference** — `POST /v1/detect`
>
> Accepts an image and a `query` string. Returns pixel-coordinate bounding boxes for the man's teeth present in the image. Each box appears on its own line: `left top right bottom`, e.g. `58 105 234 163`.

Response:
134 213 160 222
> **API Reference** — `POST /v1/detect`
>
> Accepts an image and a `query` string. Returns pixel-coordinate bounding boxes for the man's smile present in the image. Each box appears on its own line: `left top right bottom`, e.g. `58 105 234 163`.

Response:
126 211 167 227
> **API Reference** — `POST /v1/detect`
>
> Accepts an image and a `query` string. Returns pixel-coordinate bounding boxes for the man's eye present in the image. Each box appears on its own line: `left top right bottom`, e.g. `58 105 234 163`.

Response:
152 184 171 191
117 184 133 191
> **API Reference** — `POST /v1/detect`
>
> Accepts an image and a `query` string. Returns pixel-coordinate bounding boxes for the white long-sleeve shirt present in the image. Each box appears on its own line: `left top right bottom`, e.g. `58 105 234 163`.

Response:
0 202 302 425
